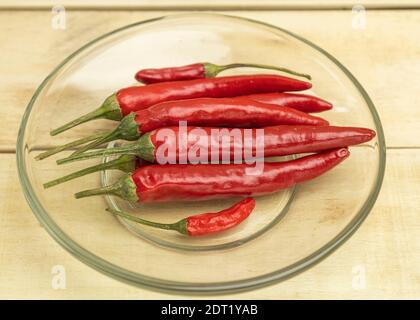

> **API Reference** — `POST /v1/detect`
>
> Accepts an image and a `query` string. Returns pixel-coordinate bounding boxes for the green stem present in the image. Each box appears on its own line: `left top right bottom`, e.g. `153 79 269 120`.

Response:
70 112 141 156
57 132 154 165
106 208 186 234
75 183 120 198
74 173 139 202
50 93 122 136
69 130 121 157
35 132 105 160
57 143 139 165
205 62 311 80
43 155 136 188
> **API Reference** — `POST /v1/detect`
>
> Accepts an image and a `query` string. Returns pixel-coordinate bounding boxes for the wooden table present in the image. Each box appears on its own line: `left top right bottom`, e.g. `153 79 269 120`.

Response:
1 2 419 299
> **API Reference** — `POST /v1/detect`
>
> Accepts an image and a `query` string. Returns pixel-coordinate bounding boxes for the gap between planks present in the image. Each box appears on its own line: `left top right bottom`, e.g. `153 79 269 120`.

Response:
1 8 420 12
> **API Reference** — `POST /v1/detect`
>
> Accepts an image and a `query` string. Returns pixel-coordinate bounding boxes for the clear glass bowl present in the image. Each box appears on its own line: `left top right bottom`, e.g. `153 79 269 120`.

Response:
17 13 386 293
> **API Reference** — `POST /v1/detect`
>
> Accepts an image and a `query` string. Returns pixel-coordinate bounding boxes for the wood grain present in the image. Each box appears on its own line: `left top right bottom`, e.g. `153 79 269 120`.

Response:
2 9 419 299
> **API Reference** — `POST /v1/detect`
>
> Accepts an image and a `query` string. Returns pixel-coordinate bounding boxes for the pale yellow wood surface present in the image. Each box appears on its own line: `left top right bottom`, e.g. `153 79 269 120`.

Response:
1 9 419 299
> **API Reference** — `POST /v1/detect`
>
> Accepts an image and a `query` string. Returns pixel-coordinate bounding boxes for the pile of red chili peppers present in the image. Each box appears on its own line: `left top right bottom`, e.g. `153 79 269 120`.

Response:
38 61 376 237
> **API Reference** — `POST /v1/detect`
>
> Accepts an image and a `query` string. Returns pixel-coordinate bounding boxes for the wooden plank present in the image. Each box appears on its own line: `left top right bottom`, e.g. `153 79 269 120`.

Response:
2 149 419 298
3 10 420 151
2 1 420 10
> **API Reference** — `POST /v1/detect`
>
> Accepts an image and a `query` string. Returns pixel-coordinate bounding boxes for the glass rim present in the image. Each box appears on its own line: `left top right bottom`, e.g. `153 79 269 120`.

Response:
16 12 386 294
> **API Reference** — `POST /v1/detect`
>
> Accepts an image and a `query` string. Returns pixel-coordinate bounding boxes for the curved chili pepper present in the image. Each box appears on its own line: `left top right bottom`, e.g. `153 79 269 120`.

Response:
135 98 328 132
56 97 328 158
135 62 311 84
50 74 312 135
106 197 256 236
244 93 332 113
57 125 374 166
74 148 349 203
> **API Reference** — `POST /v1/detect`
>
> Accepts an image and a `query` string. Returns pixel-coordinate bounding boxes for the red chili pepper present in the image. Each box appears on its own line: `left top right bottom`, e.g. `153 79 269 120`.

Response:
56 97 328 157
135 98 328 132
74 148 349 203
106 197 256 236
135 62 311 84
39 93 330 161
57 125 374 167
244 93 332 113
50 74 312 135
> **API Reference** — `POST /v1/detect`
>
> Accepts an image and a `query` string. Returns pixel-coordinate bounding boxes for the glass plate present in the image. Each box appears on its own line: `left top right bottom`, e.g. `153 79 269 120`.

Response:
17 13 386 293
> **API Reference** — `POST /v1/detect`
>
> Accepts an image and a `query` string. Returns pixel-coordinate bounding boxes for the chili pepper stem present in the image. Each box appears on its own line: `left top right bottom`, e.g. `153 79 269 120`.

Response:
57 133 154 165
43 155 136 188
57 143 137 165
75 173 139 202
50 93 123 136
69 113 140 156
204 62 312 80
106 208 187 235
35 132 105 160
68 130 120 157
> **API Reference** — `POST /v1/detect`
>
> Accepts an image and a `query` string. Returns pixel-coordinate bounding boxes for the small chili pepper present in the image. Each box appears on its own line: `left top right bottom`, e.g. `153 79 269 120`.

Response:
135 62 311 84
244 93 332 113
74 148 349 203
50 74 312 135
106 197 256 236
55 97 328 157
56 125 375 166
